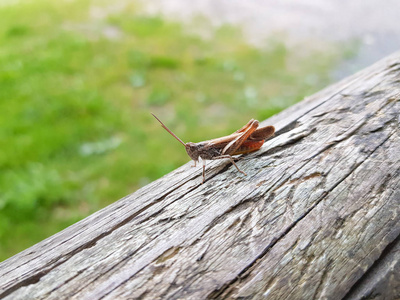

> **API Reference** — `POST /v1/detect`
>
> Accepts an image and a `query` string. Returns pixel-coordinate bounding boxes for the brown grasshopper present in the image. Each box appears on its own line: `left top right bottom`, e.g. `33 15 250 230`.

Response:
152 113 275 183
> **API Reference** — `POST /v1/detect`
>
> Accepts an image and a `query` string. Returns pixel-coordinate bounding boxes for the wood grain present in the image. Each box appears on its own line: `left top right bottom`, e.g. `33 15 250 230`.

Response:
1 51 399 300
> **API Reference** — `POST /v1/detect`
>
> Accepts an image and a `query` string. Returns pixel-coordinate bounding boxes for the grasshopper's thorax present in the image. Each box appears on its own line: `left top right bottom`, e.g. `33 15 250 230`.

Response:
185 142 203 161
185 142 221 161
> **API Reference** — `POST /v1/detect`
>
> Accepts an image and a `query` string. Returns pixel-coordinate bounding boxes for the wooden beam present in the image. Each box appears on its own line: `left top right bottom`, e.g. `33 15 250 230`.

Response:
1 51 399 300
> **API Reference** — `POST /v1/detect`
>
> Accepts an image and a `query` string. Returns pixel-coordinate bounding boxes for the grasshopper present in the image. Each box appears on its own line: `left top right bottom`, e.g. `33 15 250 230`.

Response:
152 113 275 183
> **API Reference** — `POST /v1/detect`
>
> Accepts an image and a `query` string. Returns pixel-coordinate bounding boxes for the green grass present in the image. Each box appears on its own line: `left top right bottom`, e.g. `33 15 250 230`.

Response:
0 0 348 261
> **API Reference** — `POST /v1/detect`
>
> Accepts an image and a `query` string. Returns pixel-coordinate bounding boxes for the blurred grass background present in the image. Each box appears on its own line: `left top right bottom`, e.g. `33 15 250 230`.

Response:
0 0 351 261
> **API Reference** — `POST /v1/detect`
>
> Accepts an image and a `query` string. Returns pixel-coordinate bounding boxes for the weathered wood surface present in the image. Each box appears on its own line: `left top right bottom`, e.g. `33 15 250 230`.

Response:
1 52 399 300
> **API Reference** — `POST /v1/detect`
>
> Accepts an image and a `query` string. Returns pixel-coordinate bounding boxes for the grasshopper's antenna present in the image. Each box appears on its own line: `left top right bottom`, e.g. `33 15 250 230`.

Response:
151 113 186 146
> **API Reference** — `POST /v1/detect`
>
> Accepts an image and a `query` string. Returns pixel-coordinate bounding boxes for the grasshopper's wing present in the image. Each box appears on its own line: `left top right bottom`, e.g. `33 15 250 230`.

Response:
203 132 242 147
204 119 256 148
222 120 259 155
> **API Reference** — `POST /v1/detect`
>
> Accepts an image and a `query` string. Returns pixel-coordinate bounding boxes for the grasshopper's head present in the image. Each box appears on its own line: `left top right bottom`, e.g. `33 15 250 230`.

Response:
185 142 201 162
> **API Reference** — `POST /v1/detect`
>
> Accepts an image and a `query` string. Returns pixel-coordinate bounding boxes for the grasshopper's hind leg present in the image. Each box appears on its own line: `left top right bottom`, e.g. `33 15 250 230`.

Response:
213 155 247 176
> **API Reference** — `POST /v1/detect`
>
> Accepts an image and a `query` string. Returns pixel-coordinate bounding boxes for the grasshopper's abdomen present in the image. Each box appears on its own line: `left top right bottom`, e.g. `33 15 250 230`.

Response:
233 140 264 155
